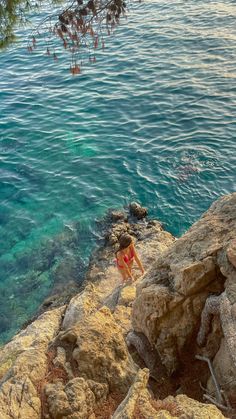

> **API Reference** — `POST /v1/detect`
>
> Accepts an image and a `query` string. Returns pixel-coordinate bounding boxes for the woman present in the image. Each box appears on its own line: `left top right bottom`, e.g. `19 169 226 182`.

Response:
116 233 144 282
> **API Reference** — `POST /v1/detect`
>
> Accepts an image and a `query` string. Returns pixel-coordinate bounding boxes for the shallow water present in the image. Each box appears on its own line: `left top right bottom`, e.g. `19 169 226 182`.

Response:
0 0 236 343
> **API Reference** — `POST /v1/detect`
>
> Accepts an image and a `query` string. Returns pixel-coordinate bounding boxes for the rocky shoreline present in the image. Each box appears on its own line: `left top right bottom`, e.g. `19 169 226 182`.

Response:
1 196 236 418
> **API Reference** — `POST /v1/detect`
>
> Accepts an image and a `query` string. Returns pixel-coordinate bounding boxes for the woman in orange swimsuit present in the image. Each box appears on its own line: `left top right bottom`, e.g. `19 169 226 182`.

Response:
116 233 144 282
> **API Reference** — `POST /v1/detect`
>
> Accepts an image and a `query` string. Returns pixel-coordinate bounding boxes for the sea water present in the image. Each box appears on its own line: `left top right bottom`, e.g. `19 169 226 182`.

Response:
0 0 235 343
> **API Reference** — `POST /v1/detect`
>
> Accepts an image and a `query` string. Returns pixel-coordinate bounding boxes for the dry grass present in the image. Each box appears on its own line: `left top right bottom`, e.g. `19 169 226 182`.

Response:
93 392 124 419
36 347 68 419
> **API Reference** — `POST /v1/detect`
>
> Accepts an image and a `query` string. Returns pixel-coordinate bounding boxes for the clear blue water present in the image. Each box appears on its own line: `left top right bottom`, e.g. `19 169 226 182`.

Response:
0 0 236 343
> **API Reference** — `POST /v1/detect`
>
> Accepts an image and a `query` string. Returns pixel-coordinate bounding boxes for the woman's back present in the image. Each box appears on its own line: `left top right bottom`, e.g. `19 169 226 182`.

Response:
118 243 134 264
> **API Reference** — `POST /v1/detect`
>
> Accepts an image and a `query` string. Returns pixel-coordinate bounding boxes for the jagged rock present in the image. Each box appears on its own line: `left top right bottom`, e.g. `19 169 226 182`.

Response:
197 288 236 400
204 294 236 401
129 202 148 219
72 307 138 393
118 284 136 307
86 379 109 403
126 331 159 378
110 210 127 222
174 394 225 418
103 284 123 312
113 306 132 335
53 346 67 368
52 346 74 379
59 328 78 344
112 369 225 419
208 337 236 400
197 294 221 347
132 193 236 400
62 284 99 330
220 296 236 367
0 307 64 419
111 368 150 418
106 232 120 245
227 239 236 268
45 377 97 419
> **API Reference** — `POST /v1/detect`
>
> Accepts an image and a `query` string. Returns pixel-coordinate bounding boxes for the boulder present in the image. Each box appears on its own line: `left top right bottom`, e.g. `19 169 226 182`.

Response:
62 284 99 330
71 307 138 393
112 369 225 419
129 202 148 219
0 307 64 419
45 377 106 419
110 210 127 222
208 337 236 401
174 394 226 418
111 368 150 419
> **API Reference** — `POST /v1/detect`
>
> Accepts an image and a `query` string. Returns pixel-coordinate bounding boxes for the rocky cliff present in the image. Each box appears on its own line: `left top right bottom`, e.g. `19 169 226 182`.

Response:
0 197 235 418
132 194 236 414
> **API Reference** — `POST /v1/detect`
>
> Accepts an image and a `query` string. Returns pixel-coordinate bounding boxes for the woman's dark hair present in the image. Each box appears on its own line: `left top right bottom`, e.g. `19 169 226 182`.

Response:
117 233 132 252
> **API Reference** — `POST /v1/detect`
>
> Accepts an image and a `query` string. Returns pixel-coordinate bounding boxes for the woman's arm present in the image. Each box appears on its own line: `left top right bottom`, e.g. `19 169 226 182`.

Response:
123 261 134 280
132 244 145 274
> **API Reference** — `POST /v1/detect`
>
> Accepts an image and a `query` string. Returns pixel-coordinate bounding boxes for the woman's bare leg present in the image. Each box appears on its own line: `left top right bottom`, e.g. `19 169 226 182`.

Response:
119 268 130 282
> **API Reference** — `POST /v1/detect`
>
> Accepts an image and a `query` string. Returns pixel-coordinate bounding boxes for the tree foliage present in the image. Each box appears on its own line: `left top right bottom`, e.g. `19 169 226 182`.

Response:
0 0 128 73
0 0 29 48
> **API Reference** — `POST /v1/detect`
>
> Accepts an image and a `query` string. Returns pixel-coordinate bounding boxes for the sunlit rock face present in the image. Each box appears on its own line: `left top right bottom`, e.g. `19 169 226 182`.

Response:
0 307 64 419
132 193 236 386
111 369 225 419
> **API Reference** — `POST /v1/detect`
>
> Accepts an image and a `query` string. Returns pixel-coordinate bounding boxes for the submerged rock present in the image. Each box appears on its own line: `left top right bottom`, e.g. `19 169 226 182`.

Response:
110 210 127 223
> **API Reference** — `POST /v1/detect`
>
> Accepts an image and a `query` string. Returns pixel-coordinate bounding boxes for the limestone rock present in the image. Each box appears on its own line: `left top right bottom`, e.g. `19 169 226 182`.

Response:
129 202 148 219
113 306 132 335
86 379 109 403
198 291 236 400
175 394 225 418
0 306 64 419
126 331 160 379
110 210 127 222
62 284 99 330
112 369 225 419
0 376 41 419
103 284 123 312
45 377 96 419
118 284 136 307
53 346 67 368
72 307 138 393
208 337 236 400
208 292 236 399
111 368 150 419
227 239 236 268
133 193 236 375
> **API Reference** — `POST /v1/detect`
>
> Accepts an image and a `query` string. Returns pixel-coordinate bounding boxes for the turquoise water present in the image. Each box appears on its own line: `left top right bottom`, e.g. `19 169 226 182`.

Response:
0 0 236 343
